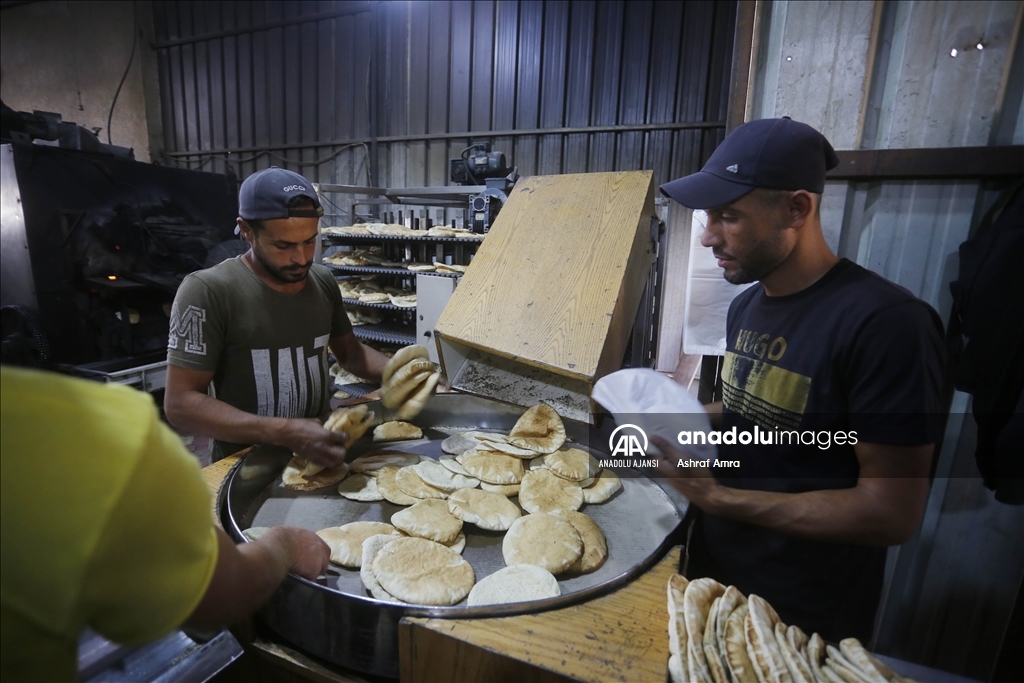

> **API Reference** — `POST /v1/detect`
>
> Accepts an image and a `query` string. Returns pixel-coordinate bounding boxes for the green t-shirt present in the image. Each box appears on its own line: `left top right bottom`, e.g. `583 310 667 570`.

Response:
167 258 352 457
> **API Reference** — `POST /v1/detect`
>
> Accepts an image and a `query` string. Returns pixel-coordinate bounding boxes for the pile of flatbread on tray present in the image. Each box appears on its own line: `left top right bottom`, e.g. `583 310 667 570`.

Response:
667 576 917 683
258 383 625 607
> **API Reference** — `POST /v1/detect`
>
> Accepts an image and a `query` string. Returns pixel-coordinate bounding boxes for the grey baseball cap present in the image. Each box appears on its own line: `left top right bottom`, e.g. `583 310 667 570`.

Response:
238 167 324 220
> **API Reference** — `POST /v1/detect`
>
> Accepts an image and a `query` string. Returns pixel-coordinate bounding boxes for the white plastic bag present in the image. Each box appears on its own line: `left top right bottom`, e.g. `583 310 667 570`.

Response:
592 368 717 460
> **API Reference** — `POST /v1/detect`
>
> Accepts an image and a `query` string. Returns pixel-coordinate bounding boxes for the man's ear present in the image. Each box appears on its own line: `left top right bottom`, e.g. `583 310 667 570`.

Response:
788 190 815 227
237 218 253 241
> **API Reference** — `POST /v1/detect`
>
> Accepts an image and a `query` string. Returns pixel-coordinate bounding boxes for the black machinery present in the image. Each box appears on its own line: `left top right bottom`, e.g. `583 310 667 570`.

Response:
449 143 517 233
0 115 239 371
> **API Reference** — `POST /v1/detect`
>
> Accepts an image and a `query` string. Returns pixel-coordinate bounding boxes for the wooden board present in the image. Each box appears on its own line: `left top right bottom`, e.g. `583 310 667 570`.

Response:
435 171 655 382
399 546 681 683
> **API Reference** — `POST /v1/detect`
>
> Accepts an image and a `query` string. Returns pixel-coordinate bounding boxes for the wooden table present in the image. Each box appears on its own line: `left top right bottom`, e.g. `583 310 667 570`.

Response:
202 457 680 683
399 548 679 683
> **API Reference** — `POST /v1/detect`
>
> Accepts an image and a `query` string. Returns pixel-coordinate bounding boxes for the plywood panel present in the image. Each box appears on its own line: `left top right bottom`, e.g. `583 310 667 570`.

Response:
435 171 655 381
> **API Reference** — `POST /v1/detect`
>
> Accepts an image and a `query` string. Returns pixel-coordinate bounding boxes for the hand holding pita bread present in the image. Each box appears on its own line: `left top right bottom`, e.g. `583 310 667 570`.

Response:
278 417 351 468
651 435 724 512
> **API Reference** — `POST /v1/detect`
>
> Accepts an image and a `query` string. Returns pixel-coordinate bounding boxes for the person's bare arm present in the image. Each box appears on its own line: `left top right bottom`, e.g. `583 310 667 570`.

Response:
184 526 329 630
330 332 390 383
163 364 348 465
653 437 932 545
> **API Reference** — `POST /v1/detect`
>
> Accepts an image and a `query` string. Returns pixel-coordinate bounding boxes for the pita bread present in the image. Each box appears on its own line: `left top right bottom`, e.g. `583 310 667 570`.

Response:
441 431 487 455
745 594 791 683
555 510 607 573
371 536 474 605
507 402 566 454
825 646 879 683
337 473 384 501
407 263 436 272
787 625 809 658
282 456 350 491
391 498 463 544
375 465 420 505
446 532 466 554
502 512 582 574
716 589 749 675
390 294 418 307
583 469 623 504
373 421 423 442
669 653 688 683
317 521 400 568
820 665 851 683
395 466 448 499
466 564 560 607
475 433 541 458
434 263 468 273
381 363 435 409
394 371 441 420
447 488 522 531
775 622 814 683
683 578 727 683
350 451 420 474
242 527 270 542
807 633 830 683
544 448 600 482
480 482 521 496
724 604 759 683
324 404 375 445
382 345 429 385
838 640 889 683
412 459 480 492
823 660 867 683
703 597 729 683
527 456 548 471
360 534 402 601
668 574 690 659
459 448 525 484
518 469 584 515
439 453 473 476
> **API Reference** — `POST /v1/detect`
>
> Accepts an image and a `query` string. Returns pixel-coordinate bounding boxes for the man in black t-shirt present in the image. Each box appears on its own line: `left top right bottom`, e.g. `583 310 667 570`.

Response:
657 118 944 641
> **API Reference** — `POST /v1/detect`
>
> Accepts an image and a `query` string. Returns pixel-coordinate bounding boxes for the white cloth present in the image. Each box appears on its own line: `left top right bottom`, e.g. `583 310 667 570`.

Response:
682 210 755 355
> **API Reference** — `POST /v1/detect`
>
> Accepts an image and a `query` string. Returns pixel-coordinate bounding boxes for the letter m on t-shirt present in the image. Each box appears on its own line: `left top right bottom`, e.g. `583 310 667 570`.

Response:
168 303 208 355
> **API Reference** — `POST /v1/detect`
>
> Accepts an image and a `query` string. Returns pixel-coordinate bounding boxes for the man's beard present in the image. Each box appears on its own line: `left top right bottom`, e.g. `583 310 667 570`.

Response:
252 243 311 284
721 225 788 285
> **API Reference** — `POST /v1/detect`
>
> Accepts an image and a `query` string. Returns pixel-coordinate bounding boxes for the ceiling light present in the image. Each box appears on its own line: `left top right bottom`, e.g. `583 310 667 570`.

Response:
976 42 984 50
950 48 958 57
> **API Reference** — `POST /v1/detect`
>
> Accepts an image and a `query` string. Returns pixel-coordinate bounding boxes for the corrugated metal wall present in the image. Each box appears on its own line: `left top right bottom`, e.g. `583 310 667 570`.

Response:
748 1 1024 680
152 0 735 195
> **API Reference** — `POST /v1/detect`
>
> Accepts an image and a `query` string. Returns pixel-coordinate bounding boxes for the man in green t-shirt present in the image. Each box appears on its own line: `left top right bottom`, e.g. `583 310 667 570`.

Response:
165 167 390 463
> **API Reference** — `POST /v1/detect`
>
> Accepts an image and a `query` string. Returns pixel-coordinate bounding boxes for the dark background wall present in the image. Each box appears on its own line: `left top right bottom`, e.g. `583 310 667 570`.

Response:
152 0 736 199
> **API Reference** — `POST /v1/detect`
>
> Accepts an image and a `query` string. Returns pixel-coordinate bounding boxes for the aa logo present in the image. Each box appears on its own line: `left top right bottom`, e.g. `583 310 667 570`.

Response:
609 424 648 457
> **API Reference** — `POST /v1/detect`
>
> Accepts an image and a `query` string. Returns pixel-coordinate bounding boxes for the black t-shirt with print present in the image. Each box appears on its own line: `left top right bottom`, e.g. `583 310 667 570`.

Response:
689 258 945 641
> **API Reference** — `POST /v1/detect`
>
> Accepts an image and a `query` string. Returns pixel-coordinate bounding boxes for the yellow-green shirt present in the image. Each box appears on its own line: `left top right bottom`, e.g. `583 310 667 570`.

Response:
1 367 218 682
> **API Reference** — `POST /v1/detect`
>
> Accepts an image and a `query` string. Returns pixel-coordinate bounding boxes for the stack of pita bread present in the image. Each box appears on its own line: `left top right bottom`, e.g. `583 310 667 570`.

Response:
303 401 620 605
426 226 484 239
666 576 916 683
380 345 441 420
323 225 371 236
282 405 376 490
345 306 383 326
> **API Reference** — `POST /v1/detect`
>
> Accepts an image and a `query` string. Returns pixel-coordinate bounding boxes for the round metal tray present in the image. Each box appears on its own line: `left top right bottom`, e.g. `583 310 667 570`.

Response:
219 393 686 678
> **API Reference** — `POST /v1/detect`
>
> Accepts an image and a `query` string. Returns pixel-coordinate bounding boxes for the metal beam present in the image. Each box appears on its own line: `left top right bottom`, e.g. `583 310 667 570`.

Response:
164 121 727 158
829 146 1024 180
151 4 373 50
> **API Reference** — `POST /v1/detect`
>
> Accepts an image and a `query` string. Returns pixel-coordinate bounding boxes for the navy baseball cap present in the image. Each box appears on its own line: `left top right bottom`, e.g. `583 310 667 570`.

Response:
660 118 840 209
238 167 324 220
